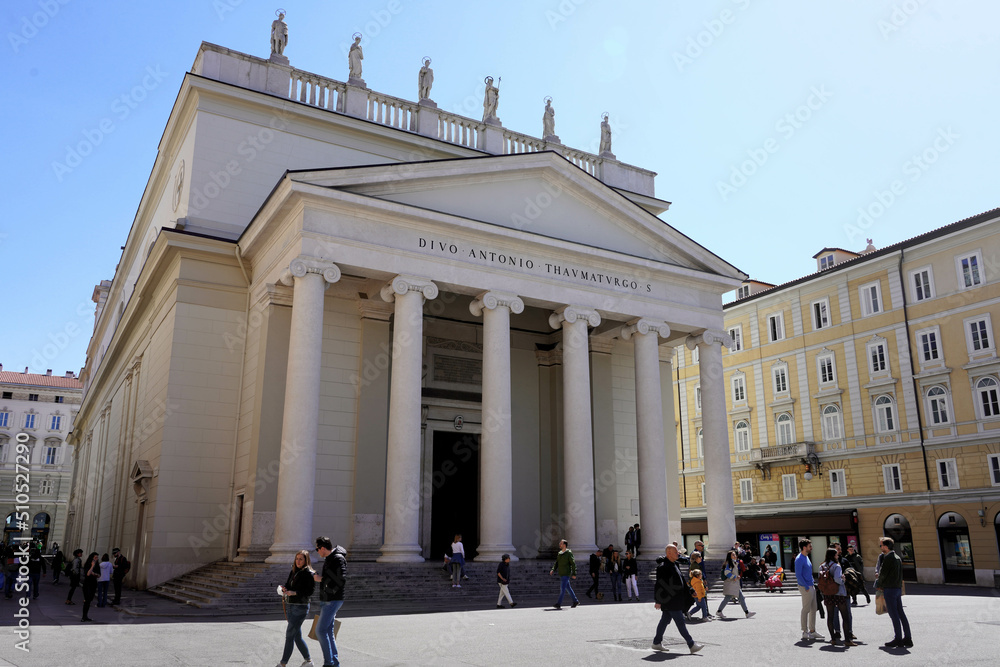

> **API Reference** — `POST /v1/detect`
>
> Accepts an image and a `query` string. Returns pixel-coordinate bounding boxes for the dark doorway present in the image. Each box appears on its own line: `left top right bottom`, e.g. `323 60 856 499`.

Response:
430 431 480 560
938 512 975 584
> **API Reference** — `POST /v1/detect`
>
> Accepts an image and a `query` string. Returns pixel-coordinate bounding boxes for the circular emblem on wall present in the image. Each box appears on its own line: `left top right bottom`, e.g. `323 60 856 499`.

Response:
171 160 185 212
454 415 464 430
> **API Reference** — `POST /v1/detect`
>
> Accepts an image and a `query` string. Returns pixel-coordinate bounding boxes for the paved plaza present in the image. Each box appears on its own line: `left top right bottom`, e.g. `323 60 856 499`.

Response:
2 579 999 666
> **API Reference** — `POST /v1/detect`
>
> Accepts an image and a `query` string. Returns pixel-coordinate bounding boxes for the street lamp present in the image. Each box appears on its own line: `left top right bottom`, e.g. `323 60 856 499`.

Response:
801 452 822 480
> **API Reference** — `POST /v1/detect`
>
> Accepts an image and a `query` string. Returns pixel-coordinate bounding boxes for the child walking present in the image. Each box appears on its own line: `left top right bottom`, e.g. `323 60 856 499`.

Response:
688 568 712 620
496 554 517 608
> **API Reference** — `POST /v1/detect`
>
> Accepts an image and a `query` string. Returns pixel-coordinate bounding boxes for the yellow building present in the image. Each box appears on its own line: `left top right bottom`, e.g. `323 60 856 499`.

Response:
677 208 1000 586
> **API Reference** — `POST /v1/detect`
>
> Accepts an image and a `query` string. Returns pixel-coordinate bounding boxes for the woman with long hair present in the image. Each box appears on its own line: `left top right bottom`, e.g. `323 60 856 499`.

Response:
716 551 756 619
277 549 316 667
820 548 855 646
81 552 100 622
608 549 622 601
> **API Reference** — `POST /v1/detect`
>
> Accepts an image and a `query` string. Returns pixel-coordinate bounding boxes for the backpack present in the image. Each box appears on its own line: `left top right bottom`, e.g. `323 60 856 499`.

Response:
817 566 839 596
843 567 862 596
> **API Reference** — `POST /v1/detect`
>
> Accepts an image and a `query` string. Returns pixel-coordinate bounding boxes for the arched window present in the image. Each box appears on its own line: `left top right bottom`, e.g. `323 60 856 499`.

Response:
776 413 794 446
875 395 896 432
734 420 751 453
926 386 950 425
977 377 1000 418
821 405 843 440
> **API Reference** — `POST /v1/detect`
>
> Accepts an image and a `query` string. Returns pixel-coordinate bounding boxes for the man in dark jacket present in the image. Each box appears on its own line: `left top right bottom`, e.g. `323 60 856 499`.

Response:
875 537 912 648
652 545 704 655
65 549 83 604
111 548 130 605
51 546 65 585
844 544 871 605
586 549 602 599
314 536 347 667
27 543 46 599
633 524 642 557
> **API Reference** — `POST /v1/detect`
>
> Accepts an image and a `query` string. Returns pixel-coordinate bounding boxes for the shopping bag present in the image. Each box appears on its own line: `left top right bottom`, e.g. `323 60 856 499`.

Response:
307 615 342 640
875 591 887 615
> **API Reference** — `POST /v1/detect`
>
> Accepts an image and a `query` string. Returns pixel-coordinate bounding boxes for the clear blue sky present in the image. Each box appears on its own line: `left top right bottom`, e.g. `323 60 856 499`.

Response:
2 0 998 375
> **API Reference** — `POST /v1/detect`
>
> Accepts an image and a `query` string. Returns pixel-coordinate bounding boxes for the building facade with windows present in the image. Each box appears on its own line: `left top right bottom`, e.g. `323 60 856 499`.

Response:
676 209 1000 586
65 39 747 589
0 368 81 550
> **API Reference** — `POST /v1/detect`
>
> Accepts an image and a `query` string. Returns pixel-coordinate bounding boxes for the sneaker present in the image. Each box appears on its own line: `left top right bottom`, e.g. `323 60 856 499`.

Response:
456 584 461 588
900 638 913 648
684 612 692 621
497 604 503 608
510 602 517 608
299 661 313 667
690 643 704 654
745 611 756 618
802 631 809 641
651 643 667 652
571 600 579 608
553 604 561 609
717 611 726 619
807 631 825 640
462 575 469 580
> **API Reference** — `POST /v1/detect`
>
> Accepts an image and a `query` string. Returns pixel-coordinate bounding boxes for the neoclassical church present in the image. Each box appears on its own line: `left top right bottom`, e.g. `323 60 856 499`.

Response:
67 29 745 588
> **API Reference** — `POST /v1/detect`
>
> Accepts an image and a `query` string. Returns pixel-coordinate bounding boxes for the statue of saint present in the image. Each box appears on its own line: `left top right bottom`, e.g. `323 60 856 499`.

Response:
542 99 556 138
349 35 364 80
599 114 613 155
482 76 499 123
418 58 434 99
271 12 288 56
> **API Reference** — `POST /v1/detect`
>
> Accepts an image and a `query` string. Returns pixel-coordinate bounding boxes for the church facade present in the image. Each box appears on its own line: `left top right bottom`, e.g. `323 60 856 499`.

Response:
66 39 744 588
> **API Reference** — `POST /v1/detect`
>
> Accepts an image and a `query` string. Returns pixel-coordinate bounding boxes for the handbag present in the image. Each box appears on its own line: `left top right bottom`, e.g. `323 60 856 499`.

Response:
307 615 341 641
875 590 887 615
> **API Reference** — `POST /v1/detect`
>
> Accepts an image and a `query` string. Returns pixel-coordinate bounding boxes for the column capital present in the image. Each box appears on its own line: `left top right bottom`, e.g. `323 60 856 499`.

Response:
685 329 733 351
548 305 601 330
380 275 439 302
279 257 342 287
620 318 670 341
469 290 524 317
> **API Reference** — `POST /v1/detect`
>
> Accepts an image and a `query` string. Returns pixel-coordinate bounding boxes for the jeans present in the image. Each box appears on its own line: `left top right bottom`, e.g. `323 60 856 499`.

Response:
318 599 344 666
66 573 80 602
451 555 465 585
798 585 818 632
280 602 311 664
52 568 61 584
689 598 709 618
586 572 599 597
717 589 748 614
653 609 694 647
556 575 578 606
97 581 109 607
883 587 910 640
112 576 124 604
825 595 852 641
28 572 40 599
610 572 621 598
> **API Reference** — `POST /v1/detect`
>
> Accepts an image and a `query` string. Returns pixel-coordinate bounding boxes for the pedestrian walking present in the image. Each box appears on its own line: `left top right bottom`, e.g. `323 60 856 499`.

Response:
875 537 912 648
65 548 83 605
819 548 855 646
27 543 46 599
586 548 602 599
623 549 640 601
111 547 130 605
651 545 704 654
97 553 112 607
716 551 755 619
687 569 711 620
624 526 635 555
51 546 64 585
450 534 466 588
632 524 642 557
845 544 871 605
549 539 579 609
313 536 347 667
278 549 315 667
794 538 824 642
496 554 516 608
608 549 622 601
81 552 100 622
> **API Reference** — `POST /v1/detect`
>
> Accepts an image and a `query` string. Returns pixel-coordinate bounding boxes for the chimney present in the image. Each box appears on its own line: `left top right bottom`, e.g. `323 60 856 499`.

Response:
24 367 28 373
0 363 3 371
65 371 74 378
46 369 52 376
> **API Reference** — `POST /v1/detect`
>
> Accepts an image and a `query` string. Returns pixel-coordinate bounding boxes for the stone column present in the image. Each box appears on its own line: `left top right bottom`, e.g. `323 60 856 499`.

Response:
378 275 438 562
621 318 671 560
687 330 736 561
470 291 524 561
267 258 342 563
549 305 601 553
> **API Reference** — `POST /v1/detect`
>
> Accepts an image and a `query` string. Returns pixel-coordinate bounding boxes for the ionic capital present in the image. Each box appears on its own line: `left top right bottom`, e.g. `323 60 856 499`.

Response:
685 329 733 351
469 291 524 317
279 257 342 287
620 318 670 341
548 305 601 330
380 275 439 303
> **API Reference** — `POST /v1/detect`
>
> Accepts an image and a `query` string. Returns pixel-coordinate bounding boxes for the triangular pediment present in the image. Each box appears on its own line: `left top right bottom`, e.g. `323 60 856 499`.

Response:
287 152 742 278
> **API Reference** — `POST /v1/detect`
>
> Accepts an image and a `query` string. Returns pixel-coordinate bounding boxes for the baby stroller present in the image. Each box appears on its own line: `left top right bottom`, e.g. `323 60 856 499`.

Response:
765 567 785 593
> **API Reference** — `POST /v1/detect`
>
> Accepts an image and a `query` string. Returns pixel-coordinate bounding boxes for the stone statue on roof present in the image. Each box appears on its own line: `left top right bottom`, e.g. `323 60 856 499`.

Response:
483 76 500 125
271 12 288 56
349 34 364 80
418 58 434 100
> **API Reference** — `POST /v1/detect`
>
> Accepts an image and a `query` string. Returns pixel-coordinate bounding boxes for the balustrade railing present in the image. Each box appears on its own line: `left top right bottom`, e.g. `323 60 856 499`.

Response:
367 94 417 132
503 130 545 155
436 112 481 149
561 147 599 176
289 71 345 112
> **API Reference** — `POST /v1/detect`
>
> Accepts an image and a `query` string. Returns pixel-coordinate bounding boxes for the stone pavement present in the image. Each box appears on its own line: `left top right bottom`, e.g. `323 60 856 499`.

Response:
1 577 998 666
